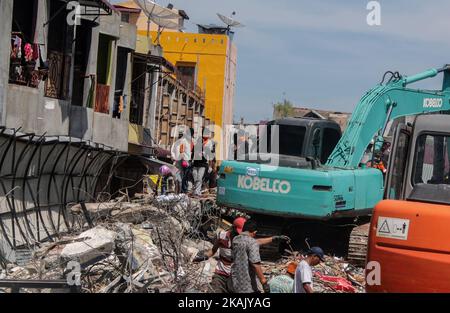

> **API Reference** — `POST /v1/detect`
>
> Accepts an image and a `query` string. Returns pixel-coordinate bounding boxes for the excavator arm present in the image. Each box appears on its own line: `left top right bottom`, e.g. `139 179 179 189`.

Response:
326 65 450 168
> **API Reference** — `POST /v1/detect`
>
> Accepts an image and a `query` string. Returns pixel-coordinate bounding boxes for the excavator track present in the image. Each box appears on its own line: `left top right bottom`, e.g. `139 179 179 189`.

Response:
347 223 370 266
252 215 285 261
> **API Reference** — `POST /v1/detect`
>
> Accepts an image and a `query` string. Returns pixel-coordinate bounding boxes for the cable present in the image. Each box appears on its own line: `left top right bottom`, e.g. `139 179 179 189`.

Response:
380 70 402 85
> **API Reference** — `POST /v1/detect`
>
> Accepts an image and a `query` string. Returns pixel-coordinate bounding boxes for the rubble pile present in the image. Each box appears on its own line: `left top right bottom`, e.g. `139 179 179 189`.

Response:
1 193 222 293
0 191 366 293
262 251 365 293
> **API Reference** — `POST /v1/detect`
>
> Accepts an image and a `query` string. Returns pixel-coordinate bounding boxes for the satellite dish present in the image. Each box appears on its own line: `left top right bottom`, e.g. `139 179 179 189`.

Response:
134 0 180 19
133 0 180 45
217 12 245 28
150 16 179 30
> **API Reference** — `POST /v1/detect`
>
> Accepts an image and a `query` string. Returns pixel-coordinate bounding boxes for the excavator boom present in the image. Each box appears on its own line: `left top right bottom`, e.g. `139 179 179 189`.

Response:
327 65 450 168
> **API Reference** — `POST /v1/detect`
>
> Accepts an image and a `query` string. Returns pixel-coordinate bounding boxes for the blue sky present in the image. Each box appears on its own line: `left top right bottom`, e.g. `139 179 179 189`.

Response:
114 1 450 123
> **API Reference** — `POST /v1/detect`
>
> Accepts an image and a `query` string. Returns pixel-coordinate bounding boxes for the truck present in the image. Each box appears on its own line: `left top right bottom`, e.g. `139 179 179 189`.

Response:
366 114 450 292
217 65 450 260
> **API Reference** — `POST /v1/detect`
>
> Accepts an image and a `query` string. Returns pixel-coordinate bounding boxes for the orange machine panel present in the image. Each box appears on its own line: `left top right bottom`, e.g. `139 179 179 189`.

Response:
366 200 450 293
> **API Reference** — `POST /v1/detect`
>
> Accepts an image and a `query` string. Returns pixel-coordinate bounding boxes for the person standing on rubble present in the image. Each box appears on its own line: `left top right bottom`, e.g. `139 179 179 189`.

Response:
294 246 325 293
230 220 269 293
172 129 192 194
267 262 298 293
192 128 214 196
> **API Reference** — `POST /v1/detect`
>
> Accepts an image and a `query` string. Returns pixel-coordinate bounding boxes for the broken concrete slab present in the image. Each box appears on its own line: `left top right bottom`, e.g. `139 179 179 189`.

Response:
114 223 162 276
70 202 157 224
183 246 199 263
70 202 118 220
111 205 166 224
129 227 161 271
183 239 213 252
60 226 117 266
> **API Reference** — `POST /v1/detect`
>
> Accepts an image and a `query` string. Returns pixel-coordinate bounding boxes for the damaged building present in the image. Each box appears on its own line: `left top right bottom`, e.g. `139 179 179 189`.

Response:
0 0 206 263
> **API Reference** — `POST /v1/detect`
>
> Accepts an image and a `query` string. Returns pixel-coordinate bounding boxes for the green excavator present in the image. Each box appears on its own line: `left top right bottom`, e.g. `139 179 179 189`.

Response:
217 65 450 262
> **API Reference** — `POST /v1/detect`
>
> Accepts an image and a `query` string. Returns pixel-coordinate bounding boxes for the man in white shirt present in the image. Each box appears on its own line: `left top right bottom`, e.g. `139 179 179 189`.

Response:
294 247 325 293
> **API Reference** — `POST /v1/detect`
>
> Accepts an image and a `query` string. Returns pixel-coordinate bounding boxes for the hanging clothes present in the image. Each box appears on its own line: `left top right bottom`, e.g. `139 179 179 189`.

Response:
32 43 39 61
122 95 127 112
24 43 33 62
13 36 22 58
119 95 124 113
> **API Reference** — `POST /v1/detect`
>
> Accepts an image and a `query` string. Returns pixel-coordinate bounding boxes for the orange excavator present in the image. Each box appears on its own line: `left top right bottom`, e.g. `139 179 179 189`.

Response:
366 114 450 292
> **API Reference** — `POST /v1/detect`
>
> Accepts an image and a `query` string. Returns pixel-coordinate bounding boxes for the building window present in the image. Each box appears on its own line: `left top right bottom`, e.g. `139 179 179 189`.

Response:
113 47 131 119
9 0 42 88
71 20 94 107
95 34 114 114
130 54 147 125
121 12 130 23
176 63 196 90
45 0 72 100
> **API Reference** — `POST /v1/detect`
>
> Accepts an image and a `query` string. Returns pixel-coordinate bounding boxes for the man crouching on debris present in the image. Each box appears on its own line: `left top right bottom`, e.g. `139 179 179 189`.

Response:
194 217 289 293
294 246 325 293
230 220 269 293
194 217 246 292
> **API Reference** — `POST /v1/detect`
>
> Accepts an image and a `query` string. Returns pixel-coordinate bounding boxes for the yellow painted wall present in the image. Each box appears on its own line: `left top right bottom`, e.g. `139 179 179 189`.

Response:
136 31 229 129
117 1 231 127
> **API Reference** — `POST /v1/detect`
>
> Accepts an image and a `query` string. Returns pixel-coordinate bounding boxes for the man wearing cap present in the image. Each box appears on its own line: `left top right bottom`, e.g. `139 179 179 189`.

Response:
194 217 289 293
230 220 289 293
230 220 267 293
294 246 325 293
193 217 246 292
267 262 297 293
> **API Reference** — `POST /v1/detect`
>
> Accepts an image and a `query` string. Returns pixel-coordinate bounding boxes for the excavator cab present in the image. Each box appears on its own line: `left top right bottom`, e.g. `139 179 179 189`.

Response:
234 117 342 166
366 114 450 292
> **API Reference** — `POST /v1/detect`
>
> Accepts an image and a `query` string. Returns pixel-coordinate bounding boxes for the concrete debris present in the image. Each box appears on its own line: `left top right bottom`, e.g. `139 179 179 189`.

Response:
262 251 365 293
60 226 117 266
1 191 366 293
70 202 118 220
0 192 223 293
110 205 149 224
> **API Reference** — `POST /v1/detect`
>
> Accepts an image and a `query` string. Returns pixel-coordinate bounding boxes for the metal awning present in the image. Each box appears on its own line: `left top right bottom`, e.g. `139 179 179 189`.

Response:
77 0 117 16
133 52 176 73
113 5 142 14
